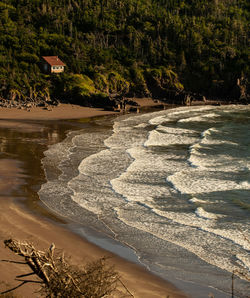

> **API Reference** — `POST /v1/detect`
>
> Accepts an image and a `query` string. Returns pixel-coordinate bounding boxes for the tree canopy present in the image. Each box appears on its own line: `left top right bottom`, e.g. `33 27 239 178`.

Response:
0 0 249 104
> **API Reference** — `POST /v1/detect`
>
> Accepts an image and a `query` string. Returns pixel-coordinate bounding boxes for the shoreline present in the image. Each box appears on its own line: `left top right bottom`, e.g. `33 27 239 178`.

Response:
0 98 168 121
0 103 117 120
0 101 187 297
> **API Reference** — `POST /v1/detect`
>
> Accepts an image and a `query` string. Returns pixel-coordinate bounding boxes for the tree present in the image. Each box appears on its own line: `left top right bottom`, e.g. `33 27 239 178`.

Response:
2 239 124 297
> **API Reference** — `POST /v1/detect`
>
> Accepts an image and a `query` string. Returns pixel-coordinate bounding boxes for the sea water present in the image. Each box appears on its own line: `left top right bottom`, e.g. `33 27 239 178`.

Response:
39 105 250 297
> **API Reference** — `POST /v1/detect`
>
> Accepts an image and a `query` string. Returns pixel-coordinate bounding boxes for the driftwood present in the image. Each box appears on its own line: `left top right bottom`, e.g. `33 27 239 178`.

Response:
2 239 133 297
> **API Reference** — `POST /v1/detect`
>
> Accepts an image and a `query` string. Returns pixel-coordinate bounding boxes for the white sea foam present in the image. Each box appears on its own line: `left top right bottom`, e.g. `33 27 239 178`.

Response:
115 204 250 280
189 197 210 204
200 127 239 148
148 108 187 125
188 151 248 171
167 169 250 194
106 107 250 281
111 178 173 203
178 113 219 123
195 207 225 220
236 254 250 272
127 147 186 172
149 106 217 126
239 181 250 188
202 127 217 136
149 115 171 125
135 123 149 128
156 125 196 135
166 105 214 117
145 128 198 147
110 146 181 203
143 204 250 250
39 105 250 295
187 122 249 172
104 121 148 149
163 105 240 126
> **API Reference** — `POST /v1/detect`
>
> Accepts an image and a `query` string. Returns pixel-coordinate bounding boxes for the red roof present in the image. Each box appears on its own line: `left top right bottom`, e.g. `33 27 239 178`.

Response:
42 56 66 66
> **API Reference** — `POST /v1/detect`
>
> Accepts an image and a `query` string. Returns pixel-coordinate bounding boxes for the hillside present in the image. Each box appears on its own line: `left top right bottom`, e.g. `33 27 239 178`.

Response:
0 0 249 107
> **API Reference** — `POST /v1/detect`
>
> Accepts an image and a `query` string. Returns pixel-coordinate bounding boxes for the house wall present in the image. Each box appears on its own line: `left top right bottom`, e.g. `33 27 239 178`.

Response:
51 66 64 73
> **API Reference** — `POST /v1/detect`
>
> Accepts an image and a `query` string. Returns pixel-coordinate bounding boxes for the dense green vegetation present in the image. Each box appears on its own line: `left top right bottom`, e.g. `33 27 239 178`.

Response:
0 0 249 105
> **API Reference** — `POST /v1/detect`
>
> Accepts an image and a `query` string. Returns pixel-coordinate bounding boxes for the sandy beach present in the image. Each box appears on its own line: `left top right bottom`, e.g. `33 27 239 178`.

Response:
0 103 186 297
0 98 164 121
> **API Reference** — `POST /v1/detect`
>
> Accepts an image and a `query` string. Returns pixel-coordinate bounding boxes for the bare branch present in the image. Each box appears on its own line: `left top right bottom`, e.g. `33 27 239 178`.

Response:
3 238 121 297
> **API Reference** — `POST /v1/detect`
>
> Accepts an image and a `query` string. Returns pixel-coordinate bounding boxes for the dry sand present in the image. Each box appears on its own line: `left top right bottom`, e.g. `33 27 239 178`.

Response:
0 103 187 297
0 104 116 120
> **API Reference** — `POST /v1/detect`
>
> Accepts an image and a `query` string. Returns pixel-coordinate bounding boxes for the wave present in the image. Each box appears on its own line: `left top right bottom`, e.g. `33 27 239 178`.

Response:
148 106 216 126
145 126 199 147
39 105 250 296
195 207 225 220
189 197 209 204
187 122 250 172
236 254 250 272
107 106 250 284
115 201 250 282
167 169 250 194
178 113 220 123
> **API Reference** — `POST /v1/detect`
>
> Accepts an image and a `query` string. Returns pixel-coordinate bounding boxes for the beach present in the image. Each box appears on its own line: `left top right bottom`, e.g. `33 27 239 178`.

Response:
0 103 186 297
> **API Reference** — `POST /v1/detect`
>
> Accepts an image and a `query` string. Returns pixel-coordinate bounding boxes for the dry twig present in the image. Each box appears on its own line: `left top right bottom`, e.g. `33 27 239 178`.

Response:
2 239 121 297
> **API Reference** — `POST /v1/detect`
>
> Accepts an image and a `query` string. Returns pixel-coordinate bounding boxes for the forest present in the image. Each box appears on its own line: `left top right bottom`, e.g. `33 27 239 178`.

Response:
0 0 249 106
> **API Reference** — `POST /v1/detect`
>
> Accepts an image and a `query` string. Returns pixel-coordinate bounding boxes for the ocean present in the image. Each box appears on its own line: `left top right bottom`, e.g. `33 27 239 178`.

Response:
39 105 250 297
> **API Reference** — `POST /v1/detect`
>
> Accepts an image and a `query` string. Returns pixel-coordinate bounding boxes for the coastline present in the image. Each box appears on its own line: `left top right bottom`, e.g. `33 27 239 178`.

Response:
0 102 187 297
0 103 117 120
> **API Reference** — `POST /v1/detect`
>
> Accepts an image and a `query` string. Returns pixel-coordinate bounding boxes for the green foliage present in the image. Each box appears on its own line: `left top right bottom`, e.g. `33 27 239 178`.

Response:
107 71 130 94
93 72 109 93
65 74 96 97
130 64 150 96
0 0 249 102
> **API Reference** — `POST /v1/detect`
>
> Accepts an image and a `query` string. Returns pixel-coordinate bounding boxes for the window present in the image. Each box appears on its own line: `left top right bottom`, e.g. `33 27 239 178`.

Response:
52 65 63 70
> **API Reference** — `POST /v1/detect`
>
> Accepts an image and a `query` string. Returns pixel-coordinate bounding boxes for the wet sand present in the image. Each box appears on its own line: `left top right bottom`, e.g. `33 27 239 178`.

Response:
0 104 187 297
